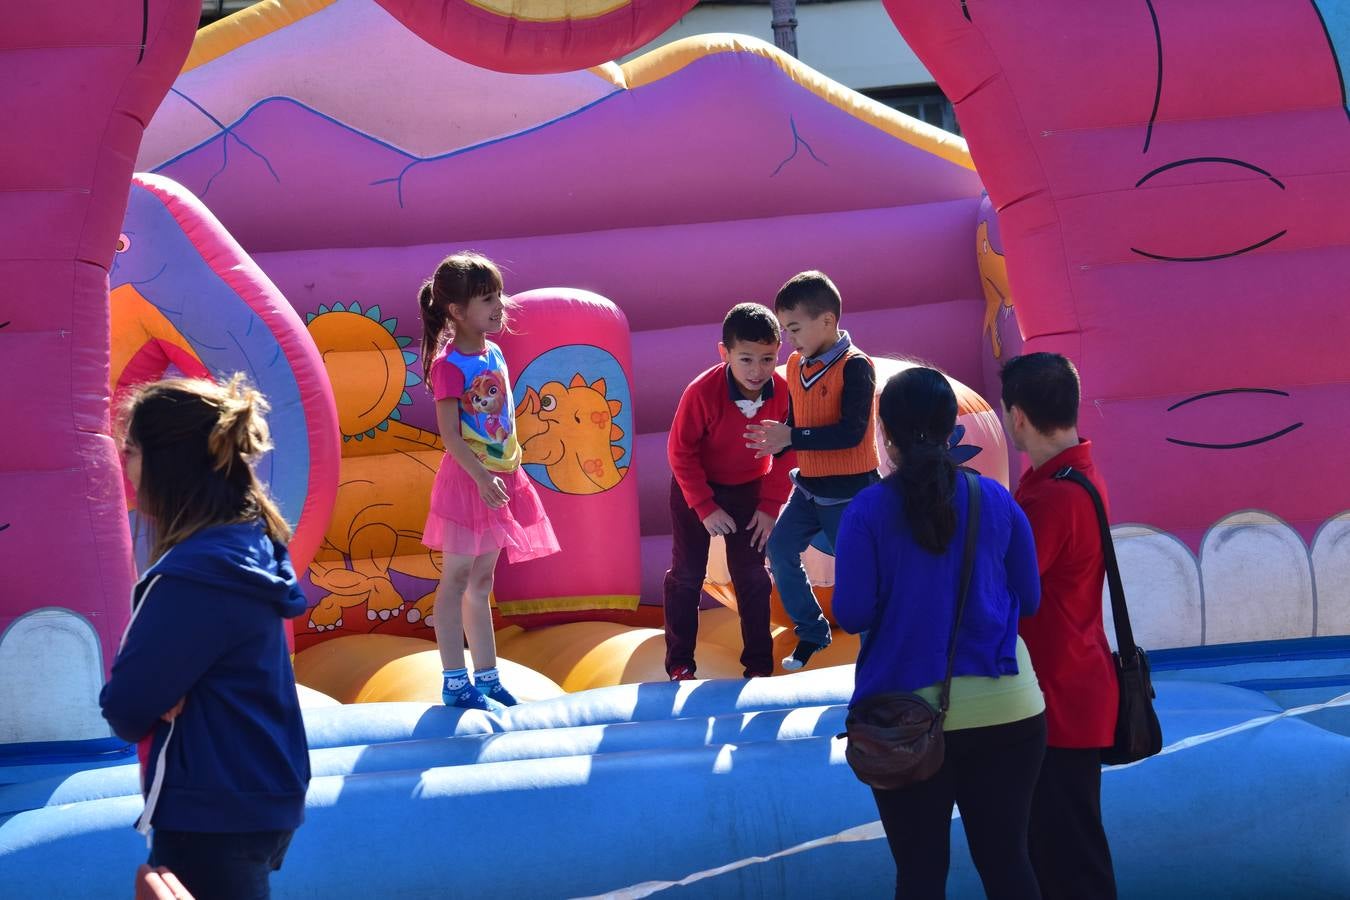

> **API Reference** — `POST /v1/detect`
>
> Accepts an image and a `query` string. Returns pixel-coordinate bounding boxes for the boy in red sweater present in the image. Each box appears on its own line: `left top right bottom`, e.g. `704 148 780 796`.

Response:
1001 352 1118 900
664 303 792 680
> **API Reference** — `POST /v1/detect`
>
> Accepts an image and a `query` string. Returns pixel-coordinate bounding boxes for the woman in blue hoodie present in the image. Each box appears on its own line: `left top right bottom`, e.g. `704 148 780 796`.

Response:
100 375 311 900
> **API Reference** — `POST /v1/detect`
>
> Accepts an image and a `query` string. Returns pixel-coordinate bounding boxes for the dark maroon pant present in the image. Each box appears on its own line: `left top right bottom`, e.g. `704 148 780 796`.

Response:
663 477 774 677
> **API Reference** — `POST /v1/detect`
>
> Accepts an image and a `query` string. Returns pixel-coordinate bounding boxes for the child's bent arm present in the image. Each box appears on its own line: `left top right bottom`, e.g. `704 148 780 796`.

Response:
437 398 508 507
436 398 491 482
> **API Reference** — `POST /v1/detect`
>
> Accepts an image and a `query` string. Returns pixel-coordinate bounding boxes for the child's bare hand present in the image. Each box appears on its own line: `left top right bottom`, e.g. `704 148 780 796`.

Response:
136 865 193 899
748 510 776 552
744 420 790 458
477 474 509 509
701 507 736 537
160 696 186 723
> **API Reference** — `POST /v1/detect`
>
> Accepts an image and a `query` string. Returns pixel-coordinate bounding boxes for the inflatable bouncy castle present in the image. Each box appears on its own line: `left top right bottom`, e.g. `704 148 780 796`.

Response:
2 1 1349 897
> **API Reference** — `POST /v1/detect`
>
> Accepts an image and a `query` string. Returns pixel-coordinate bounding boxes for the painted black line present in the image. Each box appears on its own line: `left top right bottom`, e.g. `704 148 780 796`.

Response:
1144 0 1163 153
1166 422 1303 449
0 321 10 329
1308 0 1350 124
0 523 9 534
138 0 148 64
960 0 971 22
1131 229 1287 262
1135 156 1285 189
1167 387 1290 411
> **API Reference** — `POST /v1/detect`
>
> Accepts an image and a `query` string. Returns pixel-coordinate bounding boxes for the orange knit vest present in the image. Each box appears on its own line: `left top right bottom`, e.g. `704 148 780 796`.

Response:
787 348 879 477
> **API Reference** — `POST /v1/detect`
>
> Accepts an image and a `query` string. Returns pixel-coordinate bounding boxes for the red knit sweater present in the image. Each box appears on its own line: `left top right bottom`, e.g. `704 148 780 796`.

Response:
1016 440 1119 748
667 364 793 519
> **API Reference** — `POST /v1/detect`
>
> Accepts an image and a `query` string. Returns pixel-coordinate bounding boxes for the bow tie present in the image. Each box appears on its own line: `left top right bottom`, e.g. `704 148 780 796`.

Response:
735 396 766 418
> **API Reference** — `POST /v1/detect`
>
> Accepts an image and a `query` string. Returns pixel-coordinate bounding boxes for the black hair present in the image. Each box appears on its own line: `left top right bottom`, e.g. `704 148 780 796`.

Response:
999 352 1080 433
878 367 959 554
721 302 781 347
773 270 842 319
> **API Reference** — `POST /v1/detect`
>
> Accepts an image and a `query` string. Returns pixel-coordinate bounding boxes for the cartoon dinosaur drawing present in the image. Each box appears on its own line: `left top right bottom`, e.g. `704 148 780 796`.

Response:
515 373 627 494
304 303 444 631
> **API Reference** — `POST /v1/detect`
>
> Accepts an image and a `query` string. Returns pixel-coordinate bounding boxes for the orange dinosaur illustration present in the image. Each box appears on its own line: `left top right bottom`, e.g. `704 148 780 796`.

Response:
515 373 627 494
978 220 1015 358
303 303 445 631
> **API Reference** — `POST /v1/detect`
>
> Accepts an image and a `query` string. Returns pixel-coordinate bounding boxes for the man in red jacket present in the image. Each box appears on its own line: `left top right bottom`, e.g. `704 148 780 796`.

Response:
664 303 792 680
1001 352 1119 900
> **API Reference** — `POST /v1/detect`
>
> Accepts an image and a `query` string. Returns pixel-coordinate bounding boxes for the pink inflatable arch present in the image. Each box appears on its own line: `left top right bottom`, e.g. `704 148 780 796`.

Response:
887 0 1350 644
0 0 198 751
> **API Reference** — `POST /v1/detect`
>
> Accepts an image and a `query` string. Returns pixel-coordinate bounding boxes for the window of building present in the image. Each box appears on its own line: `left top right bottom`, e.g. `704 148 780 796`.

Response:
861 84 960 135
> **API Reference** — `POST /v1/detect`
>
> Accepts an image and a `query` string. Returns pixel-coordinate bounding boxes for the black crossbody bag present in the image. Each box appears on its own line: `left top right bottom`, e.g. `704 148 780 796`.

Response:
842 470 981 790
1053 466 1163 765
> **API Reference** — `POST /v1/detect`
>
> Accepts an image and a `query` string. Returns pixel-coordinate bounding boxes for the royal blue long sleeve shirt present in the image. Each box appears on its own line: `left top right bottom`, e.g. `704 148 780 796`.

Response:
834 473 1041 707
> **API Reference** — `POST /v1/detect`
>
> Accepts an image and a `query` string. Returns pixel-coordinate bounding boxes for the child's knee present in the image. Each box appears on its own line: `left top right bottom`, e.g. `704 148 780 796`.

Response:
439 564 472 595
466 569 495 598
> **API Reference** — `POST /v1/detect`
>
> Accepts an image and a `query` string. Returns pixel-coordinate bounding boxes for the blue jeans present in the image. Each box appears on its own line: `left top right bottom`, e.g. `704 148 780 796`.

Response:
766 487 850 646
148 829 294 900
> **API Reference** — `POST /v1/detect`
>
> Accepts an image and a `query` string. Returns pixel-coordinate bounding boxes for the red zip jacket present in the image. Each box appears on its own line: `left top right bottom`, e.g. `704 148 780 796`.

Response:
1015 440 1119 748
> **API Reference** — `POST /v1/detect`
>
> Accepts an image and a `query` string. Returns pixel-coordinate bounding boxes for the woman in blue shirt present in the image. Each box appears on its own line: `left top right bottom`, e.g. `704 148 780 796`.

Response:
834 366 1046 900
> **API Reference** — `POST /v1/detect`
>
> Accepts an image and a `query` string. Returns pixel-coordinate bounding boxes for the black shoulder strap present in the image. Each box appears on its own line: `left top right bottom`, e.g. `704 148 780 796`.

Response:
1052 466 1138 662
938 469 981 713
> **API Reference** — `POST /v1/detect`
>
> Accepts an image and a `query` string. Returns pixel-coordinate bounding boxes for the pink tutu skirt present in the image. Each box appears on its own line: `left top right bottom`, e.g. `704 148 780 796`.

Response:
423 460 560 563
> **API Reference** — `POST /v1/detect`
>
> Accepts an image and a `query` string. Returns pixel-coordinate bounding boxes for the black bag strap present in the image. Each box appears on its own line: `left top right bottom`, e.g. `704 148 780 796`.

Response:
937 469 982 713
1052 466 1138 664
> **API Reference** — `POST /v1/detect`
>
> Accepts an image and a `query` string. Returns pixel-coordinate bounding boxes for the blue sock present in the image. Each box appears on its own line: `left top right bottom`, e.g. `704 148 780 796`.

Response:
473 666 519 707
442 668 496 711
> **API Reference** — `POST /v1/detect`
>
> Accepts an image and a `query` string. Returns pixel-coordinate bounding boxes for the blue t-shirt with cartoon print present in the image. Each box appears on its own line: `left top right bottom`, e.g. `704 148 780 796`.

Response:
428 341 522 472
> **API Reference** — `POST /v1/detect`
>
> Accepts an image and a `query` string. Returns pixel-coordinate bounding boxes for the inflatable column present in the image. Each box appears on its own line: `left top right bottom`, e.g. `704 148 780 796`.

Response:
0 0 197 754
496 290 640 621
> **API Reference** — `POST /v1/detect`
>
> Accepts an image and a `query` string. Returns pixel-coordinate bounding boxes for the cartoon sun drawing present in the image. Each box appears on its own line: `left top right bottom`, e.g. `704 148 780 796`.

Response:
306 302 420 441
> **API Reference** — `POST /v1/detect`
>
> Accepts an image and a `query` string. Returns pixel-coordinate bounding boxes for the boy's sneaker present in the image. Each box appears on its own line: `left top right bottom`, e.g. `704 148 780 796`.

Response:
781 640 826 671
669 665 696 682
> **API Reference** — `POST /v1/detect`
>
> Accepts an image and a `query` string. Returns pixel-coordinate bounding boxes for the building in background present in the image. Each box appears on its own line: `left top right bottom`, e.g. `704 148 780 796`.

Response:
200 0 958 134
623 0 959 133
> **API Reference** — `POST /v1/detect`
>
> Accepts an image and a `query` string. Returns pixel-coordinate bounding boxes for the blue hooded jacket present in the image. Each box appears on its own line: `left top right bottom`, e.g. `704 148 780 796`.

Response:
99 521 311 834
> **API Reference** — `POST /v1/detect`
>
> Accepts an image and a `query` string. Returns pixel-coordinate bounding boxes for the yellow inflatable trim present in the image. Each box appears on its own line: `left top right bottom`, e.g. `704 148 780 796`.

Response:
604 34 974 171
184 10 969 172
185 0 339 73
464 0 633 24
495 593 639 615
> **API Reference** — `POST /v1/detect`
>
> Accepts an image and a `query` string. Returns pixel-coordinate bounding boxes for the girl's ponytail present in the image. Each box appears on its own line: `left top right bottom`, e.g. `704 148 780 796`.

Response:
208 374 272 474
877 366 961 555
897 437 957 554
419 279 448 392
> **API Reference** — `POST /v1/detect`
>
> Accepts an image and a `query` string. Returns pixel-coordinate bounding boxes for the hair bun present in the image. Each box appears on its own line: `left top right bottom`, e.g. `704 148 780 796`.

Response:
207 374 273 473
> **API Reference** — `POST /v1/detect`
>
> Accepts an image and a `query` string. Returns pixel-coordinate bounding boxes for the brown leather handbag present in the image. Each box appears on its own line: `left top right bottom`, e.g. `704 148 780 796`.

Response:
843 470 981 790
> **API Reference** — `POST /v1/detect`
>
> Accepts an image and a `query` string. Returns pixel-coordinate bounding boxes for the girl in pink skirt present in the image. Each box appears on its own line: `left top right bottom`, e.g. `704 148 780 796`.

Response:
418 252 560 711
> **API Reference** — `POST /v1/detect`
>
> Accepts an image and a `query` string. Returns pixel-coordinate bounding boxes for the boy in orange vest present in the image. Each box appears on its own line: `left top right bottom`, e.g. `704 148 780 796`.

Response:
746 271 880 670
